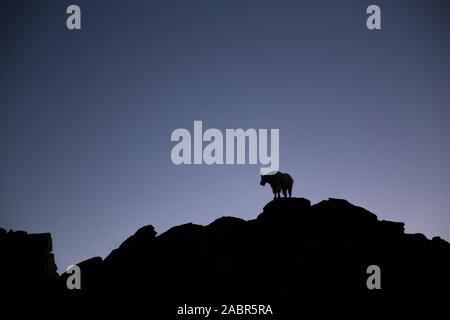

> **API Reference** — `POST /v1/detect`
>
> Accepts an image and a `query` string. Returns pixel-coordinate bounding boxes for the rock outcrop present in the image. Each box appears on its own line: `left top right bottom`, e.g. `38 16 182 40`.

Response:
0 228 58 297
2 198 450 302
60 198 450 300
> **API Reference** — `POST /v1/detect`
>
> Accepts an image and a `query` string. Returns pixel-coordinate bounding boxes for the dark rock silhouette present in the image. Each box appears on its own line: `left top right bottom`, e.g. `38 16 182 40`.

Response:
2 198 450 303
260 171 294 199
62 198 450 301
0 228 58 298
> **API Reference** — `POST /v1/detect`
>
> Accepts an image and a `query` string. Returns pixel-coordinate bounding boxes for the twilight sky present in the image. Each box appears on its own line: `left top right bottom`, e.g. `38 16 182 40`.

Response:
1 0 449 272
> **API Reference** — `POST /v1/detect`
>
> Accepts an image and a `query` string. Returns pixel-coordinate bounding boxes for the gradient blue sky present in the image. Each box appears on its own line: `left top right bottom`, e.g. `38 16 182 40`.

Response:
1 0 449 272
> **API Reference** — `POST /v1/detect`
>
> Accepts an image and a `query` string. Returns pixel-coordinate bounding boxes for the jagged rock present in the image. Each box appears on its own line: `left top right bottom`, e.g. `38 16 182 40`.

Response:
58 197 450 301
120 225 157 249
2 197 450 302
259 197 311 219
0 229 58 297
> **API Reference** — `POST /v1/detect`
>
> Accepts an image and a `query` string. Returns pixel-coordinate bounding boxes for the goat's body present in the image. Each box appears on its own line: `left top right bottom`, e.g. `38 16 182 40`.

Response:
261 172 294 199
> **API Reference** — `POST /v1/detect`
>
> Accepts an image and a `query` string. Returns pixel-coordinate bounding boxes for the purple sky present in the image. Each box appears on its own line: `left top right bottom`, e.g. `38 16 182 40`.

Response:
1 0 449 272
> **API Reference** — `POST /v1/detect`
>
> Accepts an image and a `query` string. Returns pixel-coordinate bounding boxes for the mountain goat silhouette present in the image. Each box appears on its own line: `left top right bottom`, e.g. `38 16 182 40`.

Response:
260 171 294 199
